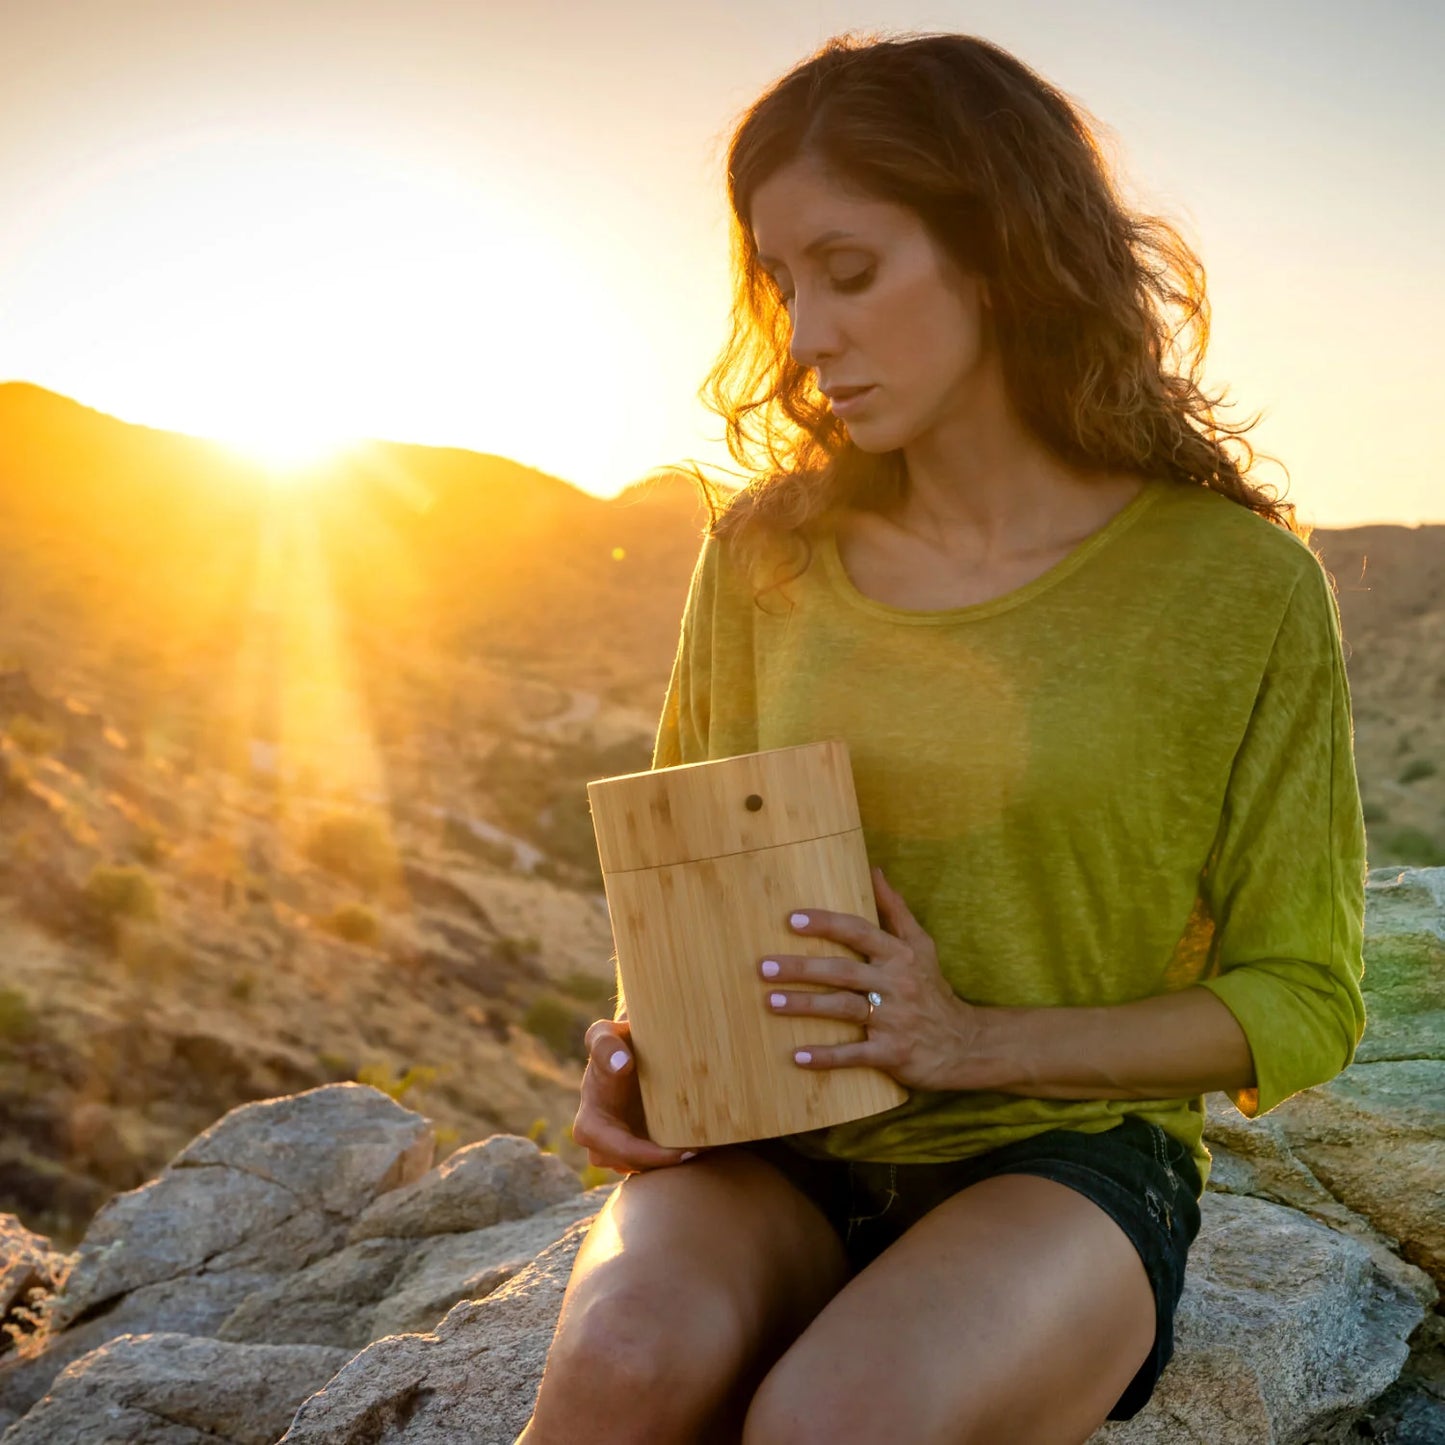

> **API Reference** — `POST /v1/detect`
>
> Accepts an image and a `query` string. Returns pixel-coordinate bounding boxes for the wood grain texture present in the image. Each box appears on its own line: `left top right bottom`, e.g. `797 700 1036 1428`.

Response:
588 740 909 1146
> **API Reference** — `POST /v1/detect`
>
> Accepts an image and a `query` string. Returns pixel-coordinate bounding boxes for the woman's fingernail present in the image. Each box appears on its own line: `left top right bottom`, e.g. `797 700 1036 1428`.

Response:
795 1050 812 1064
680 1150 698 1161
760 959 780 978
790 912 810 928
608 1050 629 1072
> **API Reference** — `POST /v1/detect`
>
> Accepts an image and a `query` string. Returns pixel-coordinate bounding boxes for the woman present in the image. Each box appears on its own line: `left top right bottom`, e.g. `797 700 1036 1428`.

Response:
519 30 1366 1445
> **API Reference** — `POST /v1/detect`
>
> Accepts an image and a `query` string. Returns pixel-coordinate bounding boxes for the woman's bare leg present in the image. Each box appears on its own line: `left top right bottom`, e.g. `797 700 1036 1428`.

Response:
519 1145 851 1445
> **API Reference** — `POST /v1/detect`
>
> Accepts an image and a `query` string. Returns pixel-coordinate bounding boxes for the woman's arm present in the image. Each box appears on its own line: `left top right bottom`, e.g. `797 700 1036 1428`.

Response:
942 987 1256 1098
950 558 1367 1110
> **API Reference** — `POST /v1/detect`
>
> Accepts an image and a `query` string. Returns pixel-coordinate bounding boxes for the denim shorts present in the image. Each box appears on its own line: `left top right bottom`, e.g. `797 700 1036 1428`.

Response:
732 1113 1203 1422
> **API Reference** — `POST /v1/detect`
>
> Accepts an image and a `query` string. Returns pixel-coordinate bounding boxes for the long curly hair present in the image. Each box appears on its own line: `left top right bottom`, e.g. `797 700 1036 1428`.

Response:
663 30 1303 609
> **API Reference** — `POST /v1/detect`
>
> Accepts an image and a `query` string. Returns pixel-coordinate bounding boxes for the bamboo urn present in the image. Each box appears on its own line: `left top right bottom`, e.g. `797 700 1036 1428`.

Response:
586 739 910 1148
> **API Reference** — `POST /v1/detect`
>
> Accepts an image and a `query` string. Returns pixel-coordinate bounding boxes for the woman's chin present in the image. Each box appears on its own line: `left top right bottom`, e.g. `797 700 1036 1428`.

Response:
844 422 904 454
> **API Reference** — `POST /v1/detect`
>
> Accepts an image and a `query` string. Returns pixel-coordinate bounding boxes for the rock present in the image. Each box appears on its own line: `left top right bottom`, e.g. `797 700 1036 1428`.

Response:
218 1191 601 1352
1092 1192 1429 1444
1274 1060 1445 1288
364 1193 604 1343
1351 863 1445 1067
278 1215 598 1444
2 868 1443 1444
346 1133 581 1242
0 1084 431 1426
1 1331 350 1444
51 1084 433 1330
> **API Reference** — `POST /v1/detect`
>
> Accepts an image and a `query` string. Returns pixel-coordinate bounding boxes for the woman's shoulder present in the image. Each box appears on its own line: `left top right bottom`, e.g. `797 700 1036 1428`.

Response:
1149 480 1322 589
1147 482 1341 668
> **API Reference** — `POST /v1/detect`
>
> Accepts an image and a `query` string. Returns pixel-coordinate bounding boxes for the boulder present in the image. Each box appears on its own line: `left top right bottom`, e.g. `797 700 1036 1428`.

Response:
1 866 1442 1444
2 1332 351 1444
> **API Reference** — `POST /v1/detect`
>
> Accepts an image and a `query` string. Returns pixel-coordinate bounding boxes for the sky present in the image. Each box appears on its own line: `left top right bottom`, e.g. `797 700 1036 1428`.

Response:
0 0 1440 528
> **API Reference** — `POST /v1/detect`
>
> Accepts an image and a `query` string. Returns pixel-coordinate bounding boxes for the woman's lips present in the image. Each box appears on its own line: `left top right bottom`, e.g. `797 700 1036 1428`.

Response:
829 386 877 416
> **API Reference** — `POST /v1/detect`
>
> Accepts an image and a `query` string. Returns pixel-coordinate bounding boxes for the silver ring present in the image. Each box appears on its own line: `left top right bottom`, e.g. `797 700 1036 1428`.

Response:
866 989 884 1020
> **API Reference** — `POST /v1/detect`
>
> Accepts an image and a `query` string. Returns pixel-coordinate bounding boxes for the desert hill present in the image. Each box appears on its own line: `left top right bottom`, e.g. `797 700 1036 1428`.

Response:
0 381 1438 1255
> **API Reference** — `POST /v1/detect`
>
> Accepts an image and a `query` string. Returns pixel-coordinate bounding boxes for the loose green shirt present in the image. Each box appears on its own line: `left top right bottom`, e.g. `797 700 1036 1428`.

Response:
648 478 1368 1194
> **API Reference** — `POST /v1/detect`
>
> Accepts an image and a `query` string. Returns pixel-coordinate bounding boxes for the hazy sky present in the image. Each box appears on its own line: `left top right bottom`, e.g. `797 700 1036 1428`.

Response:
1 0 1440 526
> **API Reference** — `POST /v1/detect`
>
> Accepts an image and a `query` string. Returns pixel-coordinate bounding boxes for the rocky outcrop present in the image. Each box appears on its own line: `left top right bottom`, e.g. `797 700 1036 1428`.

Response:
2 866 1442 1444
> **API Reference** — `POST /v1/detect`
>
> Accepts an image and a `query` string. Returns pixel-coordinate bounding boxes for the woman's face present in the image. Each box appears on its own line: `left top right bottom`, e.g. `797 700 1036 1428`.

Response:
748 154 994 452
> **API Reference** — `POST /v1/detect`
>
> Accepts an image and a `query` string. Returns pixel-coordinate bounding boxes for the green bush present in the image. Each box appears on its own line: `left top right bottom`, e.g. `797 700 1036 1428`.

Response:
1361 799 1389 826
0 987 37 1041
83 864 160 927
497 934 540 967
356 1062 437 1101
117 925 190 981
556 968 617 1014
303 813 394 893
1376 827 1445 868
521 990 590 1062
1398 757 1439 785
322 903 380 946
132 827 169 865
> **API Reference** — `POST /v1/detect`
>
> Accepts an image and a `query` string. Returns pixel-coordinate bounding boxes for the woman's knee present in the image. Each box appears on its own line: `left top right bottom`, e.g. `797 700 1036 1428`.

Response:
536 1149 846 1424
551 1275 748 1393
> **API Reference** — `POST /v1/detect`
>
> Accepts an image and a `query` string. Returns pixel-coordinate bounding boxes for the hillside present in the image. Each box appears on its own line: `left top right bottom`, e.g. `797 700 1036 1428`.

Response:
0 381 1438 1251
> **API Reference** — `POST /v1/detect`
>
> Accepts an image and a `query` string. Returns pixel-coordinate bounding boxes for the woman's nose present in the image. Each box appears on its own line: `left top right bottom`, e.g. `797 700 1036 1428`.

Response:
787 294 845 370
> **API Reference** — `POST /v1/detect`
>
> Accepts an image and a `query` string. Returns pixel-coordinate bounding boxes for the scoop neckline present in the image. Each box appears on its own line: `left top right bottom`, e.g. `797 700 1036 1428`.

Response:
817 480 1165 624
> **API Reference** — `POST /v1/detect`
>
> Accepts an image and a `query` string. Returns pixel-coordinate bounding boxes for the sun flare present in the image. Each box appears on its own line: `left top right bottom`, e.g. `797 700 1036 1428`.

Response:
215 425 356 479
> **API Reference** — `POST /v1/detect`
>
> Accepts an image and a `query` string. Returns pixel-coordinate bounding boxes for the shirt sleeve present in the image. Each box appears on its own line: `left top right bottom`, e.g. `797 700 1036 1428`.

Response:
650 533 718 771
1194 552 1369 1119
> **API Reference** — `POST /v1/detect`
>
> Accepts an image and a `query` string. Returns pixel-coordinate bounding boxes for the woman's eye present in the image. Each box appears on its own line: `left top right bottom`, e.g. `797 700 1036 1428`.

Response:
775 267 873 308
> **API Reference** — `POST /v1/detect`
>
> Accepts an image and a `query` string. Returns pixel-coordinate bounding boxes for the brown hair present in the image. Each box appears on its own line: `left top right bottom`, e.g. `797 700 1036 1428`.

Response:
662 30 1305 609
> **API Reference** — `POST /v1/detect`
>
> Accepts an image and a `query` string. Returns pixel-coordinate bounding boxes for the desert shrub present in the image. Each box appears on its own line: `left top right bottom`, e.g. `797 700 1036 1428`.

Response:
496 933 541 967
522 990 590 1062
475 999 517 1042
556 967 617 1014
83 865 160 939
303 813 394 893
117 924 190 982
1399 757 1439 785
6 713 61 756
537 793 606 880
0 986 37 1041
0 1246 78 1360
527 1116 556 1153
322 902 380 946
131 827 169 865
228 971 256 1003
356 1062 437 1101
1377 827 1445 869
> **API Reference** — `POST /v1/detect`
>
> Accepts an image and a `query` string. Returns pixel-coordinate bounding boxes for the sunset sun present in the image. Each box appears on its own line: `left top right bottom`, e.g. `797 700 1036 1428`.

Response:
215 422 356 478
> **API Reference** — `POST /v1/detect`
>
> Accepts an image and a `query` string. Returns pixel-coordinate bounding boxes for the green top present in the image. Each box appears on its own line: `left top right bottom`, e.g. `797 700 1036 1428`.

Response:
648 477 1368 1195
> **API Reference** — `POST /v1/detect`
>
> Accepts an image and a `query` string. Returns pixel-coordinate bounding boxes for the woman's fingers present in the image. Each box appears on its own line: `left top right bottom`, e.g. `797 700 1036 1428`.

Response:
574 1017 699 1172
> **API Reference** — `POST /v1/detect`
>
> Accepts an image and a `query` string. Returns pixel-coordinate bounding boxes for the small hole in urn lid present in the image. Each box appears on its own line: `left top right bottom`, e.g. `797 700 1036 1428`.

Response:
744 793 764 811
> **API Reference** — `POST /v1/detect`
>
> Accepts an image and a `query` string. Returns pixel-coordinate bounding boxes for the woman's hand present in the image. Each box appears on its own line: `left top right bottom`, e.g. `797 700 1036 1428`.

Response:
760 865 983 1093
570 1017 703 1174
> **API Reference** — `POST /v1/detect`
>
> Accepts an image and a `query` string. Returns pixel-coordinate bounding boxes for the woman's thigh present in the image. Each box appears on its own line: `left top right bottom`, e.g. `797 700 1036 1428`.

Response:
742 1170 1158 1445
537 1143 852 1432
